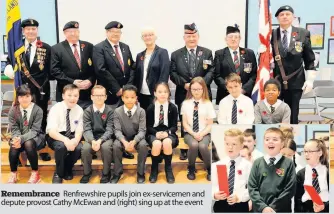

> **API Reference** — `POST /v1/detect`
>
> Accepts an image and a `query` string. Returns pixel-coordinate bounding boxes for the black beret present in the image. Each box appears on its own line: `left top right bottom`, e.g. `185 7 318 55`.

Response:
63 21 79 31
184 23 198 34
275 5 294 17
226 24 240 35
21 19 39 28
105 21 123 30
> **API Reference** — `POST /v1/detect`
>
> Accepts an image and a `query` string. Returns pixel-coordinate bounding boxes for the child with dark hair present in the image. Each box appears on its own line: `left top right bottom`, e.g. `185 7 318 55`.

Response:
254 79 291 124
281 139 303 172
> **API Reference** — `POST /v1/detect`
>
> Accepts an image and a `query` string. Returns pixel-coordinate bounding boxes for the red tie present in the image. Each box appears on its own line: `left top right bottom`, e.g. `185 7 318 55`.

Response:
72 44 81 69
114 45 124 71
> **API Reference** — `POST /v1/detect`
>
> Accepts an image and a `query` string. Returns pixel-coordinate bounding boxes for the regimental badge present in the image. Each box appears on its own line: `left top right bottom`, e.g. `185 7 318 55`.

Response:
295 41 303 52
88 58 92 66
203 63 208 70
30 19 34 25
117 23 121 28
74 23 79 28
128 59 131 66
39 63 44 71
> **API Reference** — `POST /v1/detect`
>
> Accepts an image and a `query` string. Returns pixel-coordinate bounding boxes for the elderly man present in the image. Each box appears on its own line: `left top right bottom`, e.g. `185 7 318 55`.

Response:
170 23 214 160
134 27 170 110
214 25 257 105
270 6 316 124
51 21 95 109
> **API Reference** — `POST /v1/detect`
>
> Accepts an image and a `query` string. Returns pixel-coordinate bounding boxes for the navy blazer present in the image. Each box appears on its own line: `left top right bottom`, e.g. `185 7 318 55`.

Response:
134 45 170 95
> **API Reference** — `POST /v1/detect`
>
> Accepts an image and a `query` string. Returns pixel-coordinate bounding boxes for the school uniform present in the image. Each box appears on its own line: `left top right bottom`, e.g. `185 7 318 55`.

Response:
248 154 296 213
8 103 45 172
181 99 216 177
81 104 114 178
254 99 291 124
218 94 254 124
112 105 148 183
212 156 252 213
46 101 83 183
295 165 329 213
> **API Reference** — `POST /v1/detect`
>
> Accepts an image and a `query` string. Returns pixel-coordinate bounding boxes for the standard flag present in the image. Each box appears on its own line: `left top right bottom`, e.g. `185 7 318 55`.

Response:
251 0 274 103
6 0 25 89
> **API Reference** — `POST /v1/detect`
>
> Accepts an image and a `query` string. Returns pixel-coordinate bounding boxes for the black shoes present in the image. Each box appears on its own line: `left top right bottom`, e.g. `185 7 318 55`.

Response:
52 173 63 183
180 150 187 160
100 172 111 183
137 173 145 184
39 153 51 161
187 166 196 180
123 151 134 159
110 173 123 184
165 166 175 184
64 171 73 180
80 171 92 184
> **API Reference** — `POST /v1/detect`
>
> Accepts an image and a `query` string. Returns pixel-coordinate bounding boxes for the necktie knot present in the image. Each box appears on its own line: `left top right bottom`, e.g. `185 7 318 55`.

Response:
230 160 235 166
96 110 100 115
233 51 238 55
160 105 163 110
127 110 132 117
67 109 71 113
269 157 276 165
72 44 77 47
312 168 318 176
23 110 27 114
114 45 119 49
270 105 275 113
194 101 199 107
283 30 287 35
190 49 194 53
233 99 237 104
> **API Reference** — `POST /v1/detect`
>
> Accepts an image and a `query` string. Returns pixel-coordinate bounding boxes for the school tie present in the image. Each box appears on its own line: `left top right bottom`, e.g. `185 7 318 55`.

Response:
228 160 236 195
25 43 32 65
312 168 321 194
65 109 71 138
231 99 237 124
114 45 124 71
270 105 275 114
159 105 164 125
189 49 196 75
96 110 100 116
193 101 199 132
282 30 288 53
269 157 276 166
72 44 81 69
22 110 29 134
233 51 240 73
127 110 132 118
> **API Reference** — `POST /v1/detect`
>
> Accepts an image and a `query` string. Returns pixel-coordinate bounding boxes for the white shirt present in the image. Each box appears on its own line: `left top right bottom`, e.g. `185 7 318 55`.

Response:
218 94 254 124
251 148 264 162
46 101 83 134
264 153 283 165
124 105 137 117
154 101 169 127
181 99 216 133
25 39 37 66
280 26 292 47
108 39 124 63
302 164 329 202
93 104 105 113
20 103 34 122
212 156 252 202
264 99 282 112
68 41 81 59
229 47 240 62
140 53 152 95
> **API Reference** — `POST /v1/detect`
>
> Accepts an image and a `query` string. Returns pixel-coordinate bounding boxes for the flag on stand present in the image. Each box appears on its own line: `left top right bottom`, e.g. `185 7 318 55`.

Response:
6 0 24 89
251 0 274 104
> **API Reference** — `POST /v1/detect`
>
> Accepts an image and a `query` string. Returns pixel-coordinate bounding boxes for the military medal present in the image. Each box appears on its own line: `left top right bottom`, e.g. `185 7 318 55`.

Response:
39 63 44 71
295 41 302 52
88 58 92 66
203 64 208 70
244 63 252 73
128 59 131 66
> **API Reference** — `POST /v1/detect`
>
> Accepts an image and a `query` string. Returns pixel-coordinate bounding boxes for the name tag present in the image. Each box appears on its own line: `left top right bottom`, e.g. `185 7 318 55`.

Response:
203 60 212 65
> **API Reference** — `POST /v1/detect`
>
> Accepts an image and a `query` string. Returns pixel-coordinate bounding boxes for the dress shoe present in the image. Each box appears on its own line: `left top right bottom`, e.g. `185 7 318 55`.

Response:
110 173 123 184
179 150 187 160
149 167 158 183
80 171 92 183
52 173 63 183
165 168 175 184
187 166 196 180
64 171 73 180
123 151 134 159
137 173 145 184
39 153 51 161
100 172 111 183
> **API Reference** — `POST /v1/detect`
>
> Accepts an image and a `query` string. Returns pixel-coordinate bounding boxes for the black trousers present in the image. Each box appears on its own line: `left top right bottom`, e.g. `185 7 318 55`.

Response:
46 134 82 178
9 139 38 172
213 200 249 213
297 200 329 213
139 93 154 110
280 89 303 124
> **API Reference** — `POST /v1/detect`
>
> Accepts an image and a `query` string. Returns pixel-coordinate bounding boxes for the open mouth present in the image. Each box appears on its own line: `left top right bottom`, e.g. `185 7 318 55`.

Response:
268 146 275 150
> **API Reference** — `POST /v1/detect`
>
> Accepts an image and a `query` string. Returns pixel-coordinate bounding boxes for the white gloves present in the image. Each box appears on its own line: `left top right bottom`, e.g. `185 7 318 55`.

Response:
4 64 14 79
302 70 317 94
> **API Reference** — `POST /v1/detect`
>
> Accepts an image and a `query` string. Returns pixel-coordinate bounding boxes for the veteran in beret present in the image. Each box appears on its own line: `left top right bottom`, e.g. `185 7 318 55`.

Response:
51 21 96 109
268 5 316 124
169 23 214 161
214 24 257 104
93 21 135 106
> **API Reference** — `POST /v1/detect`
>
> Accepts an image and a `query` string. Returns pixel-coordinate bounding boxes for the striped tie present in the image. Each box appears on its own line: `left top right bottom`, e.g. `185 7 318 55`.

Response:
127 110 132 118
114 45 124 71
269 157 276 166
312 168 321 194
282 30 288 53
231 100 237 124
193 101 199 132
159 105 164 125
228 160 236 195
270 105 275 114
233 51 240 74
22 110 29 134
65 109 71 138
72 44 81 69
25 43 32 65
189 49 196 75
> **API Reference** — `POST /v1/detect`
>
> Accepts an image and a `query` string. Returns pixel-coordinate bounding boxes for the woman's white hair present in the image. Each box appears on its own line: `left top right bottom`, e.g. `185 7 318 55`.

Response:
141 26 156 36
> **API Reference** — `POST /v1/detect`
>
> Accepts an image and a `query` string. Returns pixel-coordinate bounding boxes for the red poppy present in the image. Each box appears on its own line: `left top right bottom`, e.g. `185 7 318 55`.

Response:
237 170 242 175
238 109 243 114
292 32 298 37
23 120 28 126
262 111 267 115
36 40 43 48
140 56 144 61
312 172 317 179
81 44 85 49
198 51 203 56
101 114 107 120
241 50 245 55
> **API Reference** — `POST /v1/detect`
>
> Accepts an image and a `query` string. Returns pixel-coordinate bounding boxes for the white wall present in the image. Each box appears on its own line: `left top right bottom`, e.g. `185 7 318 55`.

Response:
57 0 247 56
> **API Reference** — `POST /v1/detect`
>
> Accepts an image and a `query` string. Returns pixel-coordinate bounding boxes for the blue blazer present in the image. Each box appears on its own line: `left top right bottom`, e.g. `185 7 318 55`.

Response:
134 45 170 95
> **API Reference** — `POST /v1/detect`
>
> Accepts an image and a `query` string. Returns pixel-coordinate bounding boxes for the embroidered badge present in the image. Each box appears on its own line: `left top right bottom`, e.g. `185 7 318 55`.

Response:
276 168 285 177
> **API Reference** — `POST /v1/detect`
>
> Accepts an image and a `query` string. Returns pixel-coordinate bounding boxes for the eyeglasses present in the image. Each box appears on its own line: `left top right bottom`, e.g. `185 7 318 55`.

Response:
142 34 154 38
92 95 106 98
303 150 320 154
191 88 203 92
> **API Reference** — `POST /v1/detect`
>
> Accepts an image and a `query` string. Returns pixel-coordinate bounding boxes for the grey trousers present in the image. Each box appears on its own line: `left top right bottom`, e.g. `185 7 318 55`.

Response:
184 133 211 170
81 140 113 175
113 139 148 176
